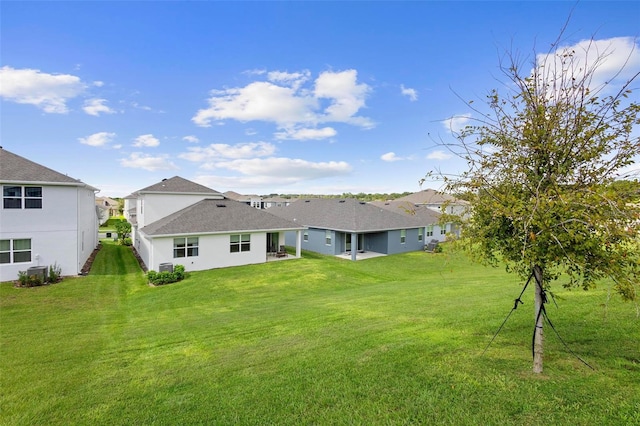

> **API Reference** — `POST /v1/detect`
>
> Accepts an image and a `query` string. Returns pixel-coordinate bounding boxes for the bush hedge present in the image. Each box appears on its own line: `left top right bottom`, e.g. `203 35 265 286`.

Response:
147 264 186 286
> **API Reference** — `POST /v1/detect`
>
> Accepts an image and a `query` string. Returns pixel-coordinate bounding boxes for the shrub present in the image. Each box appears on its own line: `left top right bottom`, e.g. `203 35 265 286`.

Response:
16 263 64 287
122 238 132 246
48 263 62 283
147 264 186 286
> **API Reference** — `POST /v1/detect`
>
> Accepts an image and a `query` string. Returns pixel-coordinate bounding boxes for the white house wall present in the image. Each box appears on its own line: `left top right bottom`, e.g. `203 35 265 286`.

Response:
138 193 222 228
0 185 98 282
144 232 269 272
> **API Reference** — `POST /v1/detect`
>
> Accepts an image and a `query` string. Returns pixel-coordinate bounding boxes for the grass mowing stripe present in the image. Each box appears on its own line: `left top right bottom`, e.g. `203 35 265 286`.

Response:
1 242 638 425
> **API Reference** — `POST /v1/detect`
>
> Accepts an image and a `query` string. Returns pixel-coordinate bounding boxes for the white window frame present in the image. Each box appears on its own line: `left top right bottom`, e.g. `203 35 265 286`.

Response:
400 229 406 244
3 186 42 209
174 237 199 258
230 234 251 253
426 226 434 237
0 238 32 264
325 230 332 246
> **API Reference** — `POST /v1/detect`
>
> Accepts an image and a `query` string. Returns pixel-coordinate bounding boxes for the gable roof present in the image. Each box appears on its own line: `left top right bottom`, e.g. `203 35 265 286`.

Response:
268 198 425 233
369 200 442 224
140 198 303 237
395 189 470 205
0 147 96 188
127 176 222 198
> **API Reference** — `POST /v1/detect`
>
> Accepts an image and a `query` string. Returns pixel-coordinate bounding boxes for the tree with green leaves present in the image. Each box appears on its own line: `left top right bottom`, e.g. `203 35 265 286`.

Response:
442 34 640 373
114 221 132 245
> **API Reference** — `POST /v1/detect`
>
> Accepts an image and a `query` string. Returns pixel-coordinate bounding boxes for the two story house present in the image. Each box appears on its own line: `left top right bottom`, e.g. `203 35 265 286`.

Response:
0 147 99 282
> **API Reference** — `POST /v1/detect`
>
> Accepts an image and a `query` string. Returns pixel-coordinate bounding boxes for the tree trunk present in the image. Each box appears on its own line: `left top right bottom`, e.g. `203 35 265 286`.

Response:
533 265 544 373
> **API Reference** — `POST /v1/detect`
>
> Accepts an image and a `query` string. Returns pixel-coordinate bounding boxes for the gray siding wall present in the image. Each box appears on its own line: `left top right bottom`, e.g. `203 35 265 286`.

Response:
285 228 338 255
386 228 424 255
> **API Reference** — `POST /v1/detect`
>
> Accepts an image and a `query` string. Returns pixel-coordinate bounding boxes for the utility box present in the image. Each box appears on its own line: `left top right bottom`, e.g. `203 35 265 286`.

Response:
159 263 173 273
27 266 47 282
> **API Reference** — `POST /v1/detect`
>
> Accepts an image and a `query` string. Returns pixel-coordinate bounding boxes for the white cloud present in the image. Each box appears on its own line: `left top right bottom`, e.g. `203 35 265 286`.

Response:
275 127 337 140
119 152 178 171
179 142 276 162
442 113 472 134
400 84 418 101
78 132 116 147
535 37 640 95
192 69 374 135
314 69 373 127
381 152 404 162
209 157 352 180
93 81 105 87
267 70 311 89
83 98 116 116
133 134 160 148
0 66 86 113
183 135 199 143
427 150 453 160
193 81 316 127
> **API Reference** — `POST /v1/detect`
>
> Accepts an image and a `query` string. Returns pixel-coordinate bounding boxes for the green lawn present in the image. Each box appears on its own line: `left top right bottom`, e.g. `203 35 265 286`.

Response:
1 241 638 425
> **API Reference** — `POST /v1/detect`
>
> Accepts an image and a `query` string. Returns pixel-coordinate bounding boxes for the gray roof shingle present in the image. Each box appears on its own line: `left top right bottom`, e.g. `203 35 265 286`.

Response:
268 198 426 232
0 147 92 186
369 200 441 225
140 198 303 237
132 176 222 196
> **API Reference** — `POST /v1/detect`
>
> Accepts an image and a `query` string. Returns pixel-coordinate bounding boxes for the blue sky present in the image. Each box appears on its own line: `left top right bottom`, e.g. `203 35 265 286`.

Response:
1 1 639 198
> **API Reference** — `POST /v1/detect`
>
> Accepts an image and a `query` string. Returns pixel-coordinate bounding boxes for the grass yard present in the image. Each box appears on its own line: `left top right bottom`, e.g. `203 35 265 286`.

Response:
1 241 638 425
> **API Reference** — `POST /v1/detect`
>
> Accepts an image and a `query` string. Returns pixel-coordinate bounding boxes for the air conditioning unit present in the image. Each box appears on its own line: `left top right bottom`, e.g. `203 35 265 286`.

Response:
27 266 47 282
159 263 173 273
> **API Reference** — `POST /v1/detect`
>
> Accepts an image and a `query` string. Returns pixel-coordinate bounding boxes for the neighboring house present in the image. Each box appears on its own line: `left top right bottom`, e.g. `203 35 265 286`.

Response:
369 200 451 241
223 191 292 209
262 196 292 209
96 196 120 217
395 189 471 217
0 147 99 282
126 177 303 272
268 198 428 260
224 191 264 209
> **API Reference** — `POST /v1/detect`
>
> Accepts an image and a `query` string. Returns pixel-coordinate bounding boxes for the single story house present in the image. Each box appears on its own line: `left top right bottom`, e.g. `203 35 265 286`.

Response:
268 198 429 260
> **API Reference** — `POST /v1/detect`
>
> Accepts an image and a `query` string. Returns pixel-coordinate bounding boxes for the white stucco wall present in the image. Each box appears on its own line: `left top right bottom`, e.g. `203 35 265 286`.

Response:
0 184 98 282
143 232 269 272
137 193 223 228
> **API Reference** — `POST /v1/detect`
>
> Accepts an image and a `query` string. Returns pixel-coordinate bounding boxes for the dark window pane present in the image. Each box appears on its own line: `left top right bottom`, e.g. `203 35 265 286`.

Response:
25 199 42 209
230 244 239 253
3 186 21 197
25 187 42 197
14 251 31 263
187 247 198 257
241 243 250 252
4 198 21 209
0 253 9 264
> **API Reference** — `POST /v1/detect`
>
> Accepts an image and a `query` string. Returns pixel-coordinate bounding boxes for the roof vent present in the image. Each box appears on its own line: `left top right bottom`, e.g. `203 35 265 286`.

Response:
339 200 346 203
305 200 311 203
162 178 167 181
216 203 226 207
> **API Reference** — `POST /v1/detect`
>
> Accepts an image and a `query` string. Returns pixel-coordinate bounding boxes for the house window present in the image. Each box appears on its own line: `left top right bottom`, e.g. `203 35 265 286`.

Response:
25 187 43 209
400 229 406 244
325 230 332 246
441 226 447 235
303 231 309 242
174 237 199 258
0 239 31 263
3 186 42 209
418 228 423 242
426 226 434 237
230 234 250 253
